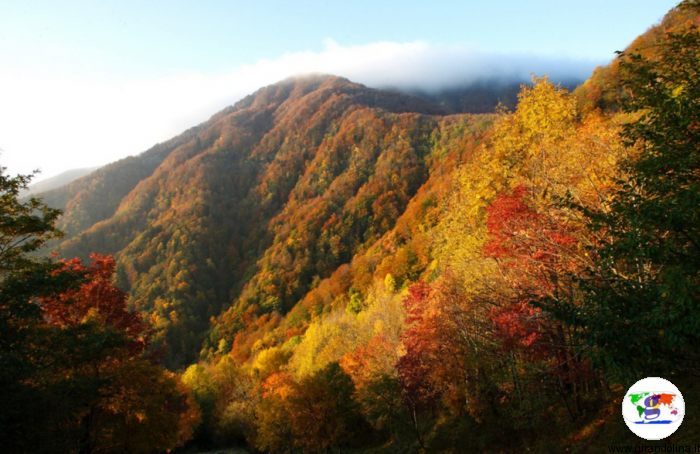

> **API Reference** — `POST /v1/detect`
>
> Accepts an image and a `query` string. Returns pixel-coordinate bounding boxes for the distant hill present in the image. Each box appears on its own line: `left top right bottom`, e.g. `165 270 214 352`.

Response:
406 81 525 113
20 166 101 198
393 78 583 115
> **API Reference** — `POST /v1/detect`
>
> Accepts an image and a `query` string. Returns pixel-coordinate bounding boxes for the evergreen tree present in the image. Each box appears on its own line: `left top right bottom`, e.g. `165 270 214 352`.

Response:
554 0 700 380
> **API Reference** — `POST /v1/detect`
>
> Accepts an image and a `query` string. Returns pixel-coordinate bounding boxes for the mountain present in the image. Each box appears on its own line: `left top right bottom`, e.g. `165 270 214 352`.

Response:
406 81 524 113
380 77 583 116
36 75 494 367
19 166 101 199
402 79 577 114
35 71 615 369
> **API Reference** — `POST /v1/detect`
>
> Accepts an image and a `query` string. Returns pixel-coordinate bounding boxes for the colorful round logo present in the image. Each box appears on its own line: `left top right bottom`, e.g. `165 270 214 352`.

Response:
622 377 684 440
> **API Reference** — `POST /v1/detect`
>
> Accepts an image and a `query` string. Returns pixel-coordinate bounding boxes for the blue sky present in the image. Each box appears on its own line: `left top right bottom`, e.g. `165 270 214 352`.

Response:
0 0 680 181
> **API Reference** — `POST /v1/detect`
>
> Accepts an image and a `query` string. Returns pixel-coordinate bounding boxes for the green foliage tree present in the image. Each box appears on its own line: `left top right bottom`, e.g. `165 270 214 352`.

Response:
0 170 83 451
553 0 700 379
291 362 363 453
182 363 219 445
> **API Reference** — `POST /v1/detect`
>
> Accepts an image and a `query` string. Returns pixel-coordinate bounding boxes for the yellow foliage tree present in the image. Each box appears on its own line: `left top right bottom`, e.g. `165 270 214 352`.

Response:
434 76 627 424
289 279 406 378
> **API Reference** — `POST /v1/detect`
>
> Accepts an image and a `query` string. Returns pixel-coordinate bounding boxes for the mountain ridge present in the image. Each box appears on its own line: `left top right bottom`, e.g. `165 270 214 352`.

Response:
40 74 478 367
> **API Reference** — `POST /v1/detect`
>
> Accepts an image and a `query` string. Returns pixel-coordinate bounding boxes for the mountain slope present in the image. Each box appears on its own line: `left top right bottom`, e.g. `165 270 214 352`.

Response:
37 104 239 237
44 75 472 367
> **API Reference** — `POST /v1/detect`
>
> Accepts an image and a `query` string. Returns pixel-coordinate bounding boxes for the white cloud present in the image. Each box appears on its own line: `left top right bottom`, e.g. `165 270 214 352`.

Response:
0 40 601 182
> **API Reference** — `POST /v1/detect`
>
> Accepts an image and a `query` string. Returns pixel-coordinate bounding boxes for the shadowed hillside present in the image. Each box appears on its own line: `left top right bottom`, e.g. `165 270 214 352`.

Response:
42 75 476 367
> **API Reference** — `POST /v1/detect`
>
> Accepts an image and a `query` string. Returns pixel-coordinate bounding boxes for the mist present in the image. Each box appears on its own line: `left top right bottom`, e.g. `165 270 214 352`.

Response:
0 39 603 182
317 40 596 92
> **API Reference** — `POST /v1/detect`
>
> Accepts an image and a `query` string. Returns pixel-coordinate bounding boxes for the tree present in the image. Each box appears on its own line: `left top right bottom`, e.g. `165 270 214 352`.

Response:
182 363 219 446
212 357 259 446
256 363 363 453
396 281 441 451
255 372 297 453
551 0 700 380
0 170 200 453
34 255 201 454
0 169 69 364
0 170 84 451
437 76 621 435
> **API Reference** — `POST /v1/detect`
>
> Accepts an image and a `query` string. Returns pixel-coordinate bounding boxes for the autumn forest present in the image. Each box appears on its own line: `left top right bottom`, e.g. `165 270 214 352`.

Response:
2 2 700 453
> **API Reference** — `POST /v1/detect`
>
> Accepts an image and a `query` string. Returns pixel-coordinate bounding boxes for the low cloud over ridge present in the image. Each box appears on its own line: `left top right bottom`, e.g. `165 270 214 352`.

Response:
0 40 602 181
304 39 597 91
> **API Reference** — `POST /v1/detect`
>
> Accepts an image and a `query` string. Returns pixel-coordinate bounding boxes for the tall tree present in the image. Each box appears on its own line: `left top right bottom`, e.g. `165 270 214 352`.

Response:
552 0 700 379
0 170 83 451
256 363 363 453
35 255 200 454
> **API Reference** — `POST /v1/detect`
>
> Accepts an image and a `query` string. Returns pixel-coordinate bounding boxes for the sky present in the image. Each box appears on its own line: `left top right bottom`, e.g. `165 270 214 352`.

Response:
0 0 680 183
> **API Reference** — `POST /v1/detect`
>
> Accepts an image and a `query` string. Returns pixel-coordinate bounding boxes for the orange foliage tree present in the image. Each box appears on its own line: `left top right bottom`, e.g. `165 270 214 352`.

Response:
256 363 363 453
33 254 200 454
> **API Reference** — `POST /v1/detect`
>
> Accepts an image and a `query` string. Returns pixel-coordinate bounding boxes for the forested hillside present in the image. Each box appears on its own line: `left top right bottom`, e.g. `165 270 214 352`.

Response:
7 1 699 452
37 104 239 237
44 75 462 368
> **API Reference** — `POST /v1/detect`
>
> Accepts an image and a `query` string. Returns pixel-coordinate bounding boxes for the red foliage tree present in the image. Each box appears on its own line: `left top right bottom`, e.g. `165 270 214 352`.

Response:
397 281 438 411
396 281 441 450
482 186 579 357
483 186 594 420
41 254 151 355
35 254 199 453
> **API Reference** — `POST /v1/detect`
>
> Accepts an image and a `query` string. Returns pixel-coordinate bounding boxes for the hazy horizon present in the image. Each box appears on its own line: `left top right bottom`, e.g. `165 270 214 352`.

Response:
0 0 678 181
